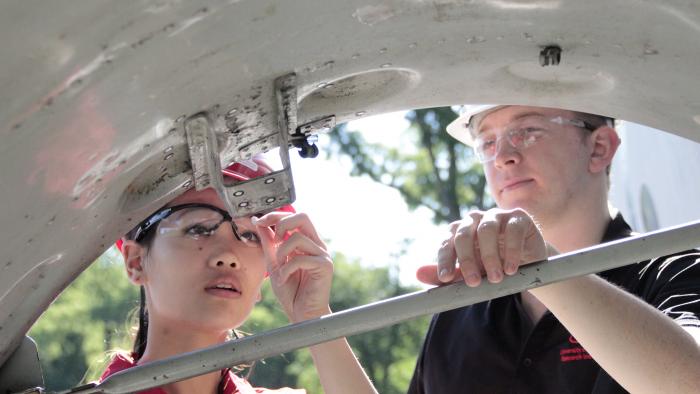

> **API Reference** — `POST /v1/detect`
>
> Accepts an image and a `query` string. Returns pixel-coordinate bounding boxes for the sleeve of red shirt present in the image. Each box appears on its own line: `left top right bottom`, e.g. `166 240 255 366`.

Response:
100 352 137 381
100 352 306 394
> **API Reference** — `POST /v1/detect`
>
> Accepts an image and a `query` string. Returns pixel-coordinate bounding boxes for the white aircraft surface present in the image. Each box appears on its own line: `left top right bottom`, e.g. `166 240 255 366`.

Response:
2 1 700 391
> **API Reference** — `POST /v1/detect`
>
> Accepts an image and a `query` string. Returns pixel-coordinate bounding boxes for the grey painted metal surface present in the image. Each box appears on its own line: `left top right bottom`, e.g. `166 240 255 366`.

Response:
63 219 700 393
0 336 44 392
2 0 700 377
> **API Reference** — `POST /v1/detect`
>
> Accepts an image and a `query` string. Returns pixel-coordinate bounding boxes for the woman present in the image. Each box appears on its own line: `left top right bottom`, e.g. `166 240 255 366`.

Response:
101 157 377 394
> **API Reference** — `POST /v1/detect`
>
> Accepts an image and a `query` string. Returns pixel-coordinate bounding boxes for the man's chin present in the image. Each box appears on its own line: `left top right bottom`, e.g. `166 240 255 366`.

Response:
496 196 537 212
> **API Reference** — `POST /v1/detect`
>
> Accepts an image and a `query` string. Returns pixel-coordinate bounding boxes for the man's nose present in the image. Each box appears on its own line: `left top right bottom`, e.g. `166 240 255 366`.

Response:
493 136 521 167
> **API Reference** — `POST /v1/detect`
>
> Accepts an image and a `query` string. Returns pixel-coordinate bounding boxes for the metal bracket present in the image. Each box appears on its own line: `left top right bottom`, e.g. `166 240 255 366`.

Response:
296 115 336 135
184 74 299 218
185 113 240 216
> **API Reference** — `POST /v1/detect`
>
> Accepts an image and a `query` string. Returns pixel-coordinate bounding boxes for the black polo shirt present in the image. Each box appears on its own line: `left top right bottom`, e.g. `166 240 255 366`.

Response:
408 214 700 394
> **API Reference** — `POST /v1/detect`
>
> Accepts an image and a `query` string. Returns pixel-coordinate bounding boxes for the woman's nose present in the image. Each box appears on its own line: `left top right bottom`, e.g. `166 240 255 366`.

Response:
208 233 242 269
213 259 239 269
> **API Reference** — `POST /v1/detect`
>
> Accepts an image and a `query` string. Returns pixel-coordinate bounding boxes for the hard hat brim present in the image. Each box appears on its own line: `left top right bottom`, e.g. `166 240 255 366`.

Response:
446 105 506 146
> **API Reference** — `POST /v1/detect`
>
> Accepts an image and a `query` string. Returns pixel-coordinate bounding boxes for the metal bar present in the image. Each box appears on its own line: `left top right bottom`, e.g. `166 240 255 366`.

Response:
62 220 700 394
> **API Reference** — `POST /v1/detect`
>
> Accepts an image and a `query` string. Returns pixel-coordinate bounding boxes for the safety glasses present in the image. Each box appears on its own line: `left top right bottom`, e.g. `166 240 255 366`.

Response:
473 115 596 163
132 203 261 247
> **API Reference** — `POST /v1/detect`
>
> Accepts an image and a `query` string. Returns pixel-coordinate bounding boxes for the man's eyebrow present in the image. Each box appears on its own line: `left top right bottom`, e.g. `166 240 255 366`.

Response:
477 111 547 134
511 111 548 121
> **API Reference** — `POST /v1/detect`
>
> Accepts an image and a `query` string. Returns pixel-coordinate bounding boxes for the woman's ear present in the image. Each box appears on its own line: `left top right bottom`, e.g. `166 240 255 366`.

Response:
588 125 621 174
122 239 147 285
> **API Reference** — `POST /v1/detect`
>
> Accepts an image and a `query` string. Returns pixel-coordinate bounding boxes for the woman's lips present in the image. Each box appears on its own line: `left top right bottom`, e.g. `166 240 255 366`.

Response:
205 277 242 299
205 286 242 299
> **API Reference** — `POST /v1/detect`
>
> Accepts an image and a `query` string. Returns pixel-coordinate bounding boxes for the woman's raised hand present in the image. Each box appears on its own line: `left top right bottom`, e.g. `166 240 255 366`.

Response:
253 212 333 323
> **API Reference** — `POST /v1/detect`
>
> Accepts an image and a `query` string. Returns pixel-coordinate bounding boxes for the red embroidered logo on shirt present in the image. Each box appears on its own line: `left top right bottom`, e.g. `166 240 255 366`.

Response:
560 336 592 362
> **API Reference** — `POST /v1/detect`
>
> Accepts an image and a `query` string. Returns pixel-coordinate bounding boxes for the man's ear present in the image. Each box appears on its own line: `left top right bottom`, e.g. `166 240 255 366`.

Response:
255 288 263 303
588 126 621 174
122 239 147 285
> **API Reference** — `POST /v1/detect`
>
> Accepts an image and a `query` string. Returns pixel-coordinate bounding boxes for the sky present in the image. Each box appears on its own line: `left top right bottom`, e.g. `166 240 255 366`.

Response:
286 111 448 288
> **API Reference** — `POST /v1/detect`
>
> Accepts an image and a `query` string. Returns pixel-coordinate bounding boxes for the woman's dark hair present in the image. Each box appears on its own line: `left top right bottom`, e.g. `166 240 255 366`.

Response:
134 286 148 358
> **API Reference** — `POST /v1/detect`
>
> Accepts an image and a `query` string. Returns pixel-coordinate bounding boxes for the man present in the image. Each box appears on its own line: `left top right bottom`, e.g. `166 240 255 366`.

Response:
408 105 700 393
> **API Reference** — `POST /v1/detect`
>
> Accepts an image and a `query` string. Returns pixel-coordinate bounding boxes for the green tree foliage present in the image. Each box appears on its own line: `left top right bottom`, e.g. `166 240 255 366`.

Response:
328 107 491 224
30 251 427 393
242 253 429 393
29 250 139 389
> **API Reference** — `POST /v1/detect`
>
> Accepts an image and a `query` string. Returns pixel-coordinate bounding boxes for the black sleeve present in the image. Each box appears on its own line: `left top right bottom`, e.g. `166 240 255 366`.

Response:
638 251 700 329
407 349 425 394
407 314 439 394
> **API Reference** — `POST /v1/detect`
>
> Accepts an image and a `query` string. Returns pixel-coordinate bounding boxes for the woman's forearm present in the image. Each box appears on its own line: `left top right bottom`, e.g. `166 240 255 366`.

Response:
309 336 378 394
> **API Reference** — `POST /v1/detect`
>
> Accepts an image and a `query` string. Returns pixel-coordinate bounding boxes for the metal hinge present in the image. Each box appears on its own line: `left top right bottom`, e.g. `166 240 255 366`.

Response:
183 73 299 218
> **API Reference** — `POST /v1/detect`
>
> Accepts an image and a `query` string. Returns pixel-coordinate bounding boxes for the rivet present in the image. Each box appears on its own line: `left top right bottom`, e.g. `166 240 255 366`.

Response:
233 190 244 197
356 111 367 116
239 202 249 208
264 178 275 184
265 197 276 204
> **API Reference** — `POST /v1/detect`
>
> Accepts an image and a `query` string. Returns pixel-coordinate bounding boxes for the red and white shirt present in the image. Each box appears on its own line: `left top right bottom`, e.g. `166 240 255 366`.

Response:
100 352 305 394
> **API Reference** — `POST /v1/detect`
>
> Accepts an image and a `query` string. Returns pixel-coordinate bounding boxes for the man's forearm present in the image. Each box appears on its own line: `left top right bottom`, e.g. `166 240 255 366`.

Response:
531 274 700 394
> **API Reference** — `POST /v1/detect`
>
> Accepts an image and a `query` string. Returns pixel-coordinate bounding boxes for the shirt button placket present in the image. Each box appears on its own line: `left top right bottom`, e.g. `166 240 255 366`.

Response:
522 357 533 367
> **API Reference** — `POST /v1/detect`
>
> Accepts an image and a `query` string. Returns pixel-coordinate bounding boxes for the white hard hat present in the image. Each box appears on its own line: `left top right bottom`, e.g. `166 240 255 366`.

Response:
446 105 506 146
